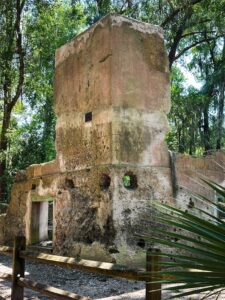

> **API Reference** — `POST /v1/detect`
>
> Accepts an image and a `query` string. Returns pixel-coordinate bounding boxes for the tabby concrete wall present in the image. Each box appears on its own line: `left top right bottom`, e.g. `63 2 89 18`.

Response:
53 14 173 267
174 150 225 214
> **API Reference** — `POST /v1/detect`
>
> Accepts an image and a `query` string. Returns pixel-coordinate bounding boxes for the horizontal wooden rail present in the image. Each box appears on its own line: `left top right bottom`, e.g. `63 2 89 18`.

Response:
18 277 90 300
1 238 162 300
0 271 12 281
0 245 13 256
20 250 147 281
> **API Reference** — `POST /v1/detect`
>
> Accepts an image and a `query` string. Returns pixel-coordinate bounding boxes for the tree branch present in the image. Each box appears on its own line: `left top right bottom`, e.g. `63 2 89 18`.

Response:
181 30 216 39
126 0 133 9
174 35 225 62
167 0 175 10
205 31 217 67
118 0 127 14
161 0 204 28
168 8 193 68
9 0 25 111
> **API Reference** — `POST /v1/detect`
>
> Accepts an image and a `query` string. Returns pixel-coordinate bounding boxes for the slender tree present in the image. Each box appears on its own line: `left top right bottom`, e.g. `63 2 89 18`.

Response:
0 0 25 201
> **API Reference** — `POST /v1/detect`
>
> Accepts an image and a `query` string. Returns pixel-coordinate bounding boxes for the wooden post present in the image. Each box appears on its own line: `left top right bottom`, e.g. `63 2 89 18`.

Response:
11 236 26 300
146 248 161 300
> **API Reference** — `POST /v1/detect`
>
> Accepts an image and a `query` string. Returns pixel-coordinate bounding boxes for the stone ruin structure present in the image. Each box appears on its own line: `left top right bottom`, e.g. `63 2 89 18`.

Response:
0 14 224 267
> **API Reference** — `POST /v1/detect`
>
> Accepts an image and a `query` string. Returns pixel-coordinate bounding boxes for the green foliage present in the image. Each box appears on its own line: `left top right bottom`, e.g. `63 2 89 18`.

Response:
123 175 131 188
145 180 225 299
22 0 86 163
0 0 87 201
188 37 225 151
167 62 225 154
167 67 204 154
9 1 86 166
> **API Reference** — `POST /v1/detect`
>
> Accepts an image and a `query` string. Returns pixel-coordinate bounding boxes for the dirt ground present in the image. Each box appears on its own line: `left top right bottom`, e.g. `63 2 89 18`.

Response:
0 254 225 300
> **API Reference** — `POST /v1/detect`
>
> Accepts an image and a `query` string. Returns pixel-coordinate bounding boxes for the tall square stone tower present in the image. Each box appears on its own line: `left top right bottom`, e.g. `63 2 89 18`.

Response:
53 14 173 266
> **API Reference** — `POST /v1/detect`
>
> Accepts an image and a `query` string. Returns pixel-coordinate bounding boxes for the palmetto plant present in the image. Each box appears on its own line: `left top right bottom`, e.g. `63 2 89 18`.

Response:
145 180 225 299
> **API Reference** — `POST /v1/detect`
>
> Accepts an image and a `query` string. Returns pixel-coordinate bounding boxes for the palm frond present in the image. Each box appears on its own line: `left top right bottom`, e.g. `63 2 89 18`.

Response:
144 179 225 299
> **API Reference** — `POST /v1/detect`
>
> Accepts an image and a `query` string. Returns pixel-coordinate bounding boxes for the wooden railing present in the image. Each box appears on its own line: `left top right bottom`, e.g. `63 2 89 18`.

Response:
0 236 161 300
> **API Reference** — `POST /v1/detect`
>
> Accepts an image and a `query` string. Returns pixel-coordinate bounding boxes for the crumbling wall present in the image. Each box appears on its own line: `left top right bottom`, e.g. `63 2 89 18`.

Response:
174 150 225 213
3 160 60 245
54 167 115 261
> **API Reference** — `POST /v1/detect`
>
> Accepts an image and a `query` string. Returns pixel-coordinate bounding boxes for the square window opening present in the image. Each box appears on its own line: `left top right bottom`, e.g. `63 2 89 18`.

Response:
85 112 92 122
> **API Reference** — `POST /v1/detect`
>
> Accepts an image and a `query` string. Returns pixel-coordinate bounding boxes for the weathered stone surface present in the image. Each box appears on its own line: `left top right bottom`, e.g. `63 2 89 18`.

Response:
47 14 172 266
174 150 225 216
53 168 115 257
15 170 27 183
111 109 170 166
54 14 170 172
110 166 173 266
27 160 60 179
175 150 225 196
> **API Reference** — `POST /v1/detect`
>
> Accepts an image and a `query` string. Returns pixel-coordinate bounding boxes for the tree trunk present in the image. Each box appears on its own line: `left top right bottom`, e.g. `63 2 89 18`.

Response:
0 0 25 202
203 105 210 152
216 79 225 150
168 9 193 68
0 108 11 202
189 123 195 155
216 39 225 150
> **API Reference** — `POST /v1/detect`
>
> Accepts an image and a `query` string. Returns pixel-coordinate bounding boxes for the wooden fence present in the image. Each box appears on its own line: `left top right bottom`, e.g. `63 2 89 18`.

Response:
0 236 161 300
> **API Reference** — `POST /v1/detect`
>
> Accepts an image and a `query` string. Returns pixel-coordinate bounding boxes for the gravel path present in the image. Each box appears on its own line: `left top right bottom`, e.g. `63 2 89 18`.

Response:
0 254 145 300
1 254 225 300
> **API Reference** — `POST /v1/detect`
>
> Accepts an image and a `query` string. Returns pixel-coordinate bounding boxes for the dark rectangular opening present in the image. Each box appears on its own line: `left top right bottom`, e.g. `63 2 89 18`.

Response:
85 112 92 122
